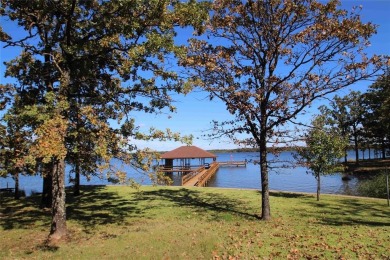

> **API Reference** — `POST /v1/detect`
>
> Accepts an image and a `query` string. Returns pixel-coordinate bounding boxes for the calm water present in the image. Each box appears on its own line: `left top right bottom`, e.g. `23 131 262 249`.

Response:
0 151 372 196
207 152 358 195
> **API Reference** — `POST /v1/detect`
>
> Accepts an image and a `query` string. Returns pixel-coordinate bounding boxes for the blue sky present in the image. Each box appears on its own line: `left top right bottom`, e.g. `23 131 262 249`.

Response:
1 1 390 151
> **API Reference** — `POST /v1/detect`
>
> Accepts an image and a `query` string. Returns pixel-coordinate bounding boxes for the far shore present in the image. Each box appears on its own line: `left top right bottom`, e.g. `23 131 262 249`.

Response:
345 158 390 174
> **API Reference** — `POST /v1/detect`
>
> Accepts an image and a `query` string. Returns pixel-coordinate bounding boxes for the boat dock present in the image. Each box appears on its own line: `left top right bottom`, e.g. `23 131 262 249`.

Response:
157 166 196 173
158 146 247 187
0 183 15 193
158 161 246 187
182 162 220 187
218 160 247 167
0 188 14 193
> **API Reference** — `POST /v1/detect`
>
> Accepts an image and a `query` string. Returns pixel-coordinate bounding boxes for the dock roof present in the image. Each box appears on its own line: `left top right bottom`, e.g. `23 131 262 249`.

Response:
160 146 216 159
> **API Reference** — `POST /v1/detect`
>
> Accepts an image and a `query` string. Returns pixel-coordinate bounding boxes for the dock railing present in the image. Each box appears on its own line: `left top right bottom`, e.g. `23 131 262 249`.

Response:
0 188 14 193
196 162 219 187
181 166 205 186
158 165 206 173
218 160 247 167
0 183 15 193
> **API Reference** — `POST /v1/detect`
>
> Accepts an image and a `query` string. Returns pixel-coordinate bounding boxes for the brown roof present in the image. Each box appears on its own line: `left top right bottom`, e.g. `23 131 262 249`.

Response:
160 146 216 159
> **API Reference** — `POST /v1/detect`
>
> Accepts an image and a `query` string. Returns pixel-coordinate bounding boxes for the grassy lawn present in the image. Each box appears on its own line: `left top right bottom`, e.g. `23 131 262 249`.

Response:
1 186 389 259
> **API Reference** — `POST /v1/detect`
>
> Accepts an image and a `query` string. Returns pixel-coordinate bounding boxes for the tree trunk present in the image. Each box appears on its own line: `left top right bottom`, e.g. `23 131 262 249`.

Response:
49 158 67 241
316 173 321 201
74 93 81 197
14 173 19 200
73 162 80 196
41 165 53 208
354 127 359 165
343 130 348 164
382 139 386 159
259 128 270 220
344 149 348 164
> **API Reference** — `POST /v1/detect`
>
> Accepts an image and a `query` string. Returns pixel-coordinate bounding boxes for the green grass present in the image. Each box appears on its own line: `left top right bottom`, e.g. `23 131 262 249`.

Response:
1 186 389 259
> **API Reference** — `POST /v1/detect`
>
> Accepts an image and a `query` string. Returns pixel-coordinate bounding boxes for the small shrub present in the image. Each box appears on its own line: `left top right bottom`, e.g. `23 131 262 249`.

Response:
357 172 389 198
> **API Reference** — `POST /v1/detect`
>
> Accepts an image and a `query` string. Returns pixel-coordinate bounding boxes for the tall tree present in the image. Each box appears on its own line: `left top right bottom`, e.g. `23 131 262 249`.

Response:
320 91 365 165
182 0 387 220
295 115 347 201
343 92 365 164
1 0 206 241
363 70 390 159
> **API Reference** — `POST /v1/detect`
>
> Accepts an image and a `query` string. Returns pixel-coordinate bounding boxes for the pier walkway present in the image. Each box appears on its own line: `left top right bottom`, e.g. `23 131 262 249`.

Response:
182 162 219 187
218 161 247 167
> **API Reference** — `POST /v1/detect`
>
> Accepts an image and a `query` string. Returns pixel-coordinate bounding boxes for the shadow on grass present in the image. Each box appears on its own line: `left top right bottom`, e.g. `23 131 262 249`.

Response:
4 184 386 234
133 188 260 220
66 185 142 229
269 191 311 199
303 197 390 227
0 192 48 230
35 244 59 252
1 185 260 233
0 185 142 232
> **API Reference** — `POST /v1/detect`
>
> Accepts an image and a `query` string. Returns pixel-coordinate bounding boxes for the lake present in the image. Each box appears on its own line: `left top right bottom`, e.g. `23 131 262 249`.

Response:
0 150 373 196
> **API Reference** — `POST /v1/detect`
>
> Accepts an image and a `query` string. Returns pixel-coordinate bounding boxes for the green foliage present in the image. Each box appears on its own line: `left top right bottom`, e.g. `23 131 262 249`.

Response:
296 114 347 201
320 91 366 164
363 71 390 156
297 115 347 177
0 95 35 178
357 172 389 199
318 71 390 162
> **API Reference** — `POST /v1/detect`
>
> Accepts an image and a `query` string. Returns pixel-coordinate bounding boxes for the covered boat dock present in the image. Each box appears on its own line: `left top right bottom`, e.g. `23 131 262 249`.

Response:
159 146 218 186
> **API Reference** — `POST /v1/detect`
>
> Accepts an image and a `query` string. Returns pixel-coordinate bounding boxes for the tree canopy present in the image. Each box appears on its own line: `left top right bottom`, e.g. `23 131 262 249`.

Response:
1 0 207 241
182 0 388 220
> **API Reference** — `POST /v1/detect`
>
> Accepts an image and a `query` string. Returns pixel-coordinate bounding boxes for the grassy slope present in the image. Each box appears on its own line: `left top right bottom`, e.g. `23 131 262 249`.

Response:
0 186 389 259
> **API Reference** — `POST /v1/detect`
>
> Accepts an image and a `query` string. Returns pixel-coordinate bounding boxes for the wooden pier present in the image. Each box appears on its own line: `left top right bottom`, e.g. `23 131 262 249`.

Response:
172 161 246 187
0 183 15 193
196 162 219 187
0 188 14 193
218 161 247 167
158 161 246 187
158 166 197 173
158 146 247 187
182 162 219 187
